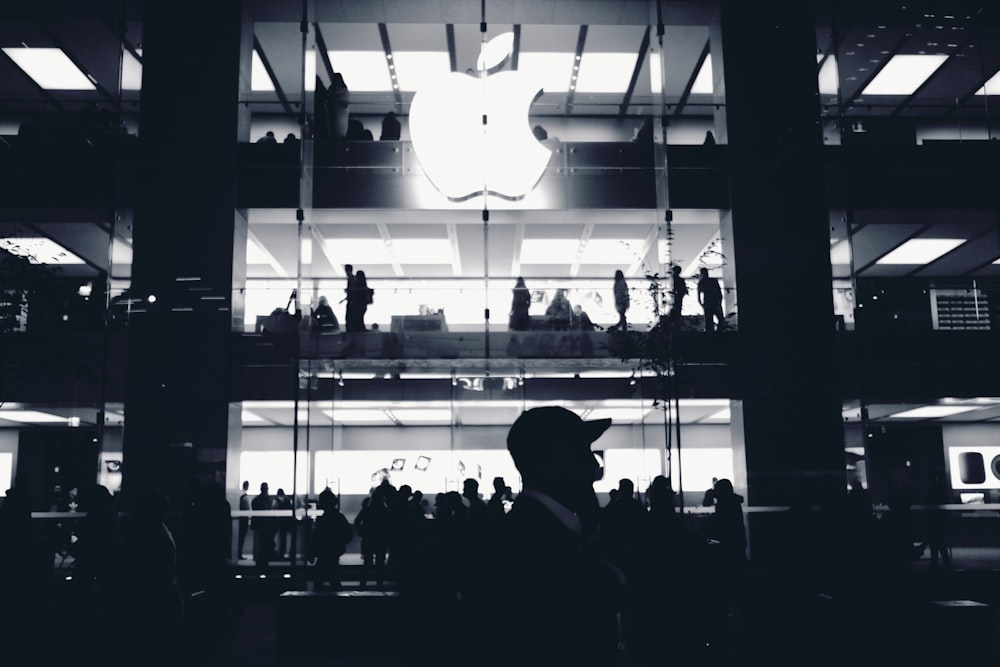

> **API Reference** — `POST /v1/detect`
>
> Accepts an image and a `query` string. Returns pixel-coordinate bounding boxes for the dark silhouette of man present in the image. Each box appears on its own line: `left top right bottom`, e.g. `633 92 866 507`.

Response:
469 406 625 667
697 267 725 332
237 480 250 559
670 264 688 323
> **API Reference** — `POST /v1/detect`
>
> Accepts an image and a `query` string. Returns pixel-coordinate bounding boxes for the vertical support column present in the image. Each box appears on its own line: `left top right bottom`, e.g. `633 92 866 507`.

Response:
713 2 846 565
123 0 246 506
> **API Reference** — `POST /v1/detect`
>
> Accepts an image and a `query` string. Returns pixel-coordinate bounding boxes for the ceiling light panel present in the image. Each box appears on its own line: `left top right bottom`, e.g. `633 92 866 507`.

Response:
519 238 580 264
327 51 394 92
817 54 839 95
861 54 949 95
391 238 453 264
391 51 450 92
976 70 1000 95
2 47 96 90
0 237 84 265
121 48 142 91
518 52 576 94
324 409 393 423
579 239 646 264
322 238 393 265
690 54 713 94
391 408 453 423
875 238 964 264
888 405 980 419
575 53 637 93
250 50 275 91
0 410 67 424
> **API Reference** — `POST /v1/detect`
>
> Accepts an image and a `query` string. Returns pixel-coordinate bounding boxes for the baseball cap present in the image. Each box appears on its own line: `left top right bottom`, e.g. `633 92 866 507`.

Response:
507 406 612 468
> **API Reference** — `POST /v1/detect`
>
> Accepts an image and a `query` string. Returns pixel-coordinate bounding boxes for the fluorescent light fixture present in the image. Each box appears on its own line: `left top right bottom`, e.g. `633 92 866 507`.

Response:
817 54 839 95
300 238 312 265
888 405 979 419
392 238 453 264
519 238 580 264
861 54 949 95
392 51 451 92
0 410 67 424
321 238 393 265
518 52 575 94
122 48 142 91
327 51 394 92
391 408 453 423
690 54 713 95
875 238 964 264
251 50 275 91
0 237 84 264
575 53 636 94
305 50 316 92
650 55 662 94
2 47 96 90
579 239 645 264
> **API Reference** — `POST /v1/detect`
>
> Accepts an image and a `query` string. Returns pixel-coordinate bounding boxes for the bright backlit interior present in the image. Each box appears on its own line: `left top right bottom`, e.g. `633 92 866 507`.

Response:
0 410 67 423
391 51 451 92
121 48 143 91
0 453 12 496
975 70 1000 95
0 238 84 265
817 54 839 95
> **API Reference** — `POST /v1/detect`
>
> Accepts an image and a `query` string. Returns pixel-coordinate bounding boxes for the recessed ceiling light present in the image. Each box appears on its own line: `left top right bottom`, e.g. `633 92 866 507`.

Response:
2 47 95 90
704 407 731 421
0 237 85 265
861 54 949 95
391 408 453 423
321 238 393 265
888 405 979 418
578 239 645 264
875 238 964 264
392 238 453 264
519 239 580 264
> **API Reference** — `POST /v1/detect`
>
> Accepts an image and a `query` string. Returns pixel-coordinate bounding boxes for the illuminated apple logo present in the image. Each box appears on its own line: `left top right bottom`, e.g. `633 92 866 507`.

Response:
409 32 552 202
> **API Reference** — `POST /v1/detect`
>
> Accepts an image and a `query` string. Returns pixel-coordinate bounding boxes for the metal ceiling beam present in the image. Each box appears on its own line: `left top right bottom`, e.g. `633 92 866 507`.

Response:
619 25 651 117
837 30 912 116
673 38 709 117
40 22 118 109
377 23 403 106
446 24 457 72
853 223 933 275
311 22 336 84
253 35 294 116
565 25 588 114
511 24 521 71
889 42 969 117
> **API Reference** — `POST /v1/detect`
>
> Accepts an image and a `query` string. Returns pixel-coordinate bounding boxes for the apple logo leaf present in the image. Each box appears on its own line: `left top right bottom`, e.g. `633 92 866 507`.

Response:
477 32 515 74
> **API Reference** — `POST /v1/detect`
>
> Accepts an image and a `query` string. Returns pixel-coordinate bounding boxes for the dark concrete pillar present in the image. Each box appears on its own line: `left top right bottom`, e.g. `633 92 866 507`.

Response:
123 0 248 505
713 2 846 563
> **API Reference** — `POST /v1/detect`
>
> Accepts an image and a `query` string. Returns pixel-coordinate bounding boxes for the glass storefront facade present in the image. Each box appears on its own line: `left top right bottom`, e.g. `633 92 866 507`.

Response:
1 0 1000 570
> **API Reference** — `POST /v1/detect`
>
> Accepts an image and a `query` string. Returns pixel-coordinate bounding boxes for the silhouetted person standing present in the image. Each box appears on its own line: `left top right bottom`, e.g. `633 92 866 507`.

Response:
613 270 629 331
545 288 572 331
509 277 531 331
702 478 746 649
698 267 725 332
346 269 371 332
670 264 688 323
311 295 339 332
380 111 401 140
310 489 352 590
237 480 250 559
470 406 625 667
251 482 276 568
